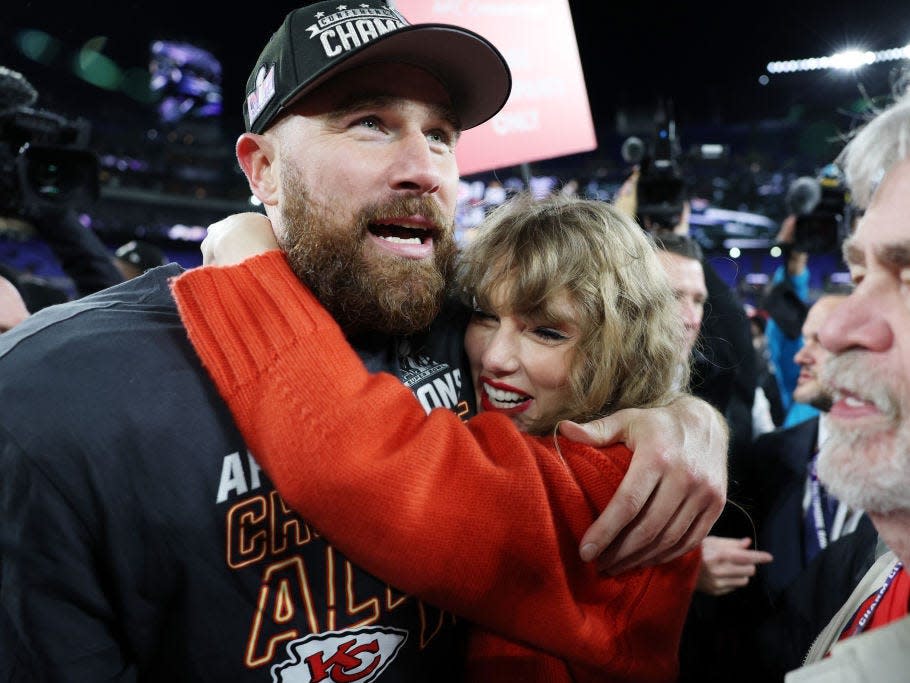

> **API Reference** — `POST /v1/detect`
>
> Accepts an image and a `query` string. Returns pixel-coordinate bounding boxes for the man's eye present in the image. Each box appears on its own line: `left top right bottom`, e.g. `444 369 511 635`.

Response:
427 129 455 147
356 116 381 130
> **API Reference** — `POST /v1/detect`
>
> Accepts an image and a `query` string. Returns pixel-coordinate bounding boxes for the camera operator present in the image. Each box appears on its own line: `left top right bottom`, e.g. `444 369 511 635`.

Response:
0 66 124 312
619 142 758 462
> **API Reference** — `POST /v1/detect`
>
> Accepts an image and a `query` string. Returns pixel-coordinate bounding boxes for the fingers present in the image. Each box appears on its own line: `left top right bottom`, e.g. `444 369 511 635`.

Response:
597 484 695 574
578 451 661 563
573 398 728 572
643 507 711 569
695 536 774 595
702 537 773 564
703 575 751 596
594 451 725 573
559 414 629 448
697 566 753 595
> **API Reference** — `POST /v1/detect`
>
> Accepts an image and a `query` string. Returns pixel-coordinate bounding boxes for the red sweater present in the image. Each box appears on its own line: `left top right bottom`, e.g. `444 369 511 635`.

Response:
172 251 699 682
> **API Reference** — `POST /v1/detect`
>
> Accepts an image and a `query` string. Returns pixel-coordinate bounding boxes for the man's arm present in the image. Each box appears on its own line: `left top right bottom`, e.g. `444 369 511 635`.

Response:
172 252 700 671
25 206 124 297
560 395 728 574
198 211 729 575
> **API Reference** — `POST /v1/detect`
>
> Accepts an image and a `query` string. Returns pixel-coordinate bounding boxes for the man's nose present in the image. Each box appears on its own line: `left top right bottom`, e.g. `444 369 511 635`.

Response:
818 288 893 354
388 130 442 196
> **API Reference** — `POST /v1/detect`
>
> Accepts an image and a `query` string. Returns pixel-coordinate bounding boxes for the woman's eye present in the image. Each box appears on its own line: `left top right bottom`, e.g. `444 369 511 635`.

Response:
534 327 569 341
471 309 498 323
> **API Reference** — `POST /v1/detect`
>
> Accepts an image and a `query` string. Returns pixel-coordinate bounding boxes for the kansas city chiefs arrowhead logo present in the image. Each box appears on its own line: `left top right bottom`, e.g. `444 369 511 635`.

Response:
272 627 408 682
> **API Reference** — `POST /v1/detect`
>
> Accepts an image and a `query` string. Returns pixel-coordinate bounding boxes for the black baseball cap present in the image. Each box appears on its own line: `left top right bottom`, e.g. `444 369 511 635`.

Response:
243 1 512 134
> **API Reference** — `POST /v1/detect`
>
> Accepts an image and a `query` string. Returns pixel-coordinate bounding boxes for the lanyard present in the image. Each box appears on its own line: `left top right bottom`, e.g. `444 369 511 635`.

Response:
808 457 829 550
849 562 905 637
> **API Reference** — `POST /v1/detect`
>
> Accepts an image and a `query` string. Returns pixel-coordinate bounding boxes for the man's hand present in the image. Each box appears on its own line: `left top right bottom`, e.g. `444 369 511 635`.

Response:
697 536 773 596
559 395 728 574
201 213 279 266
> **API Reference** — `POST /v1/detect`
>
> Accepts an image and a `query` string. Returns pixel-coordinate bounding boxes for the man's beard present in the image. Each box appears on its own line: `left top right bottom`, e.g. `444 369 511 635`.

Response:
817 351 910 514
277 170 457 337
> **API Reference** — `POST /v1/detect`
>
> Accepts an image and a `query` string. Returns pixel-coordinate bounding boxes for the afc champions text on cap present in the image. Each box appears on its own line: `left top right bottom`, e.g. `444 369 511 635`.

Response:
243 0 512 134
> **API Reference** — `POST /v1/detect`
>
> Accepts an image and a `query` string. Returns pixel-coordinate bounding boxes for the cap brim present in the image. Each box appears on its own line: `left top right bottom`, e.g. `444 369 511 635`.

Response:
280 24 511 131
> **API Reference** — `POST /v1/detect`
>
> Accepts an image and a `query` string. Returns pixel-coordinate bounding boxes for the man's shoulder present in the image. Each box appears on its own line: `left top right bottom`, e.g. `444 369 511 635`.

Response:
0 264 193 419
0 264 184 355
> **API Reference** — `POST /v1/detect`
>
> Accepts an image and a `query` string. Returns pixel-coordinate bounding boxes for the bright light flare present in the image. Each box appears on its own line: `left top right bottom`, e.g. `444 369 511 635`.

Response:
767 44 899 75
829 49 875 70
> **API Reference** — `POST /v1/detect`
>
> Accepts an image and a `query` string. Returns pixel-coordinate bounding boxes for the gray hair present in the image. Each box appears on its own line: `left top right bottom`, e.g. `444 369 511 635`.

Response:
838 85 910 208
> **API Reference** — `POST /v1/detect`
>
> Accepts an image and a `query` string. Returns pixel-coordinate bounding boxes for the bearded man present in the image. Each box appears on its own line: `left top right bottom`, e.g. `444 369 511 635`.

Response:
786 85 910 680
0 2 727 681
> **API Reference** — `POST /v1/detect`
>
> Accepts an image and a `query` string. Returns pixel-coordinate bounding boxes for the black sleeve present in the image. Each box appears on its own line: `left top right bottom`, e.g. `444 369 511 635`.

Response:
0 431 137 682
26 206 125 296
752 516 879 680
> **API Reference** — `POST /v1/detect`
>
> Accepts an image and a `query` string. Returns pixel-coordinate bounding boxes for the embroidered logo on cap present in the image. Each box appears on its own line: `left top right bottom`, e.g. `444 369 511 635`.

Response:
306 5 407 59
246 64 276 125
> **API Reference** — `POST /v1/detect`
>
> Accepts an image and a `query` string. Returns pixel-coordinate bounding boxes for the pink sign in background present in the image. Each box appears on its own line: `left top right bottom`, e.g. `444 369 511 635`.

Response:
394 0 598 176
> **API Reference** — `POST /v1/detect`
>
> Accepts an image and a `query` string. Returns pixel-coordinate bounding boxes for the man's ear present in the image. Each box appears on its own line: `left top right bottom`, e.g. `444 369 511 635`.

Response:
236 133 279 206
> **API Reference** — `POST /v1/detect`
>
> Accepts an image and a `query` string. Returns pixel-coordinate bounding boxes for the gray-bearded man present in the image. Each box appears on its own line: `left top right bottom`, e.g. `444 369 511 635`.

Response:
786 83 910 681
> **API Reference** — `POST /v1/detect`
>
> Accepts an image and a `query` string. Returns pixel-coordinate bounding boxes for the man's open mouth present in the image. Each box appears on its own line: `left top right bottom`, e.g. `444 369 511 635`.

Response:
369 222 434 245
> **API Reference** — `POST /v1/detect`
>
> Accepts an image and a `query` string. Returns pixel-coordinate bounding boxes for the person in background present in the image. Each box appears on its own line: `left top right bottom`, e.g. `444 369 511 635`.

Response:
0 67 124 307
763 242 815 427
747 305 786 435
0 2 727 680
618 171 758 469
111 239 170 280
0 274 28 332
740 295 877 681
654 234 772 596
786 82 910 680
653 233 708 367
0 207 124 312
754 296 861 593
173 193 702 681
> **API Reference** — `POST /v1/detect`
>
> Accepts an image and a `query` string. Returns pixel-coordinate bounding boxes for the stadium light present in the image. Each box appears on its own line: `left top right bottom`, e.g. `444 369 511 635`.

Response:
767 44 905 75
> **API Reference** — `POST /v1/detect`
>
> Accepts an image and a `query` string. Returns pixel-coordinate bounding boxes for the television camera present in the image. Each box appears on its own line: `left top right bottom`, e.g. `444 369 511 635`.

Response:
0 67 99 218
620 103 727 233
785 164 851 254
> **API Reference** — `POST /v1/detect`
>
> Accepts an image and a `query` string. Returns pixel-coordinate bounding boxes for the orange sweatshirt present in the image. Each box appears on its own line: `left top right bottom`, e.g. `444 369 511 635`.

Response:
172 251 699 682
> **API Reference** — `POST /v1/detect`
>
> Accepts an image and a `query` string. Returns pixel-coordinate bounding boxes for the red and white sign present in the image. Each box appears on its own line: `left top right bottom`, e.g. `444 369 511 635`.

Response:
394 0 598 176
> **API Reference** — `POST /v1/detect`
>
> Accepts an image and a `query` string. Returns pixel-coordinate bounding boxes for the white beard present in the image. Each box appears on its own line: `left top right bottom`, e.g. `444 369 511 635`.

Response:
817 350 910 514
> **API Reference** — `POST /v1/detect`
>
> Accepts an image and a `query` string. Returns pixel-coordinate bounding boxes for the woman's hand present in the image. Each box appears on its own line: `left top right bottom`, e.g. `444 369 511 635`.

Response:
201 213 279 266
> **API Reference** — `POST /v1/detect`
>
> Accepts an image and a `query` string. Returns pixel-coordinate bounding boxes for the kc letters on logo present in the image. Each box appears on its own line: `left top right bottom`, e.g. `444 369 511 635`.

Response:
272 627 407 683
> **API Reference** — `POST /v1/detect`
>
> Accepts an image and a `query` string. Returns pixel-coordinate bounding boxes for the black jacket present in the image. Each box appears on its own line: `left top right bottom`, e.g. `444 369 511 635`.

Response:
0 266 471 682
